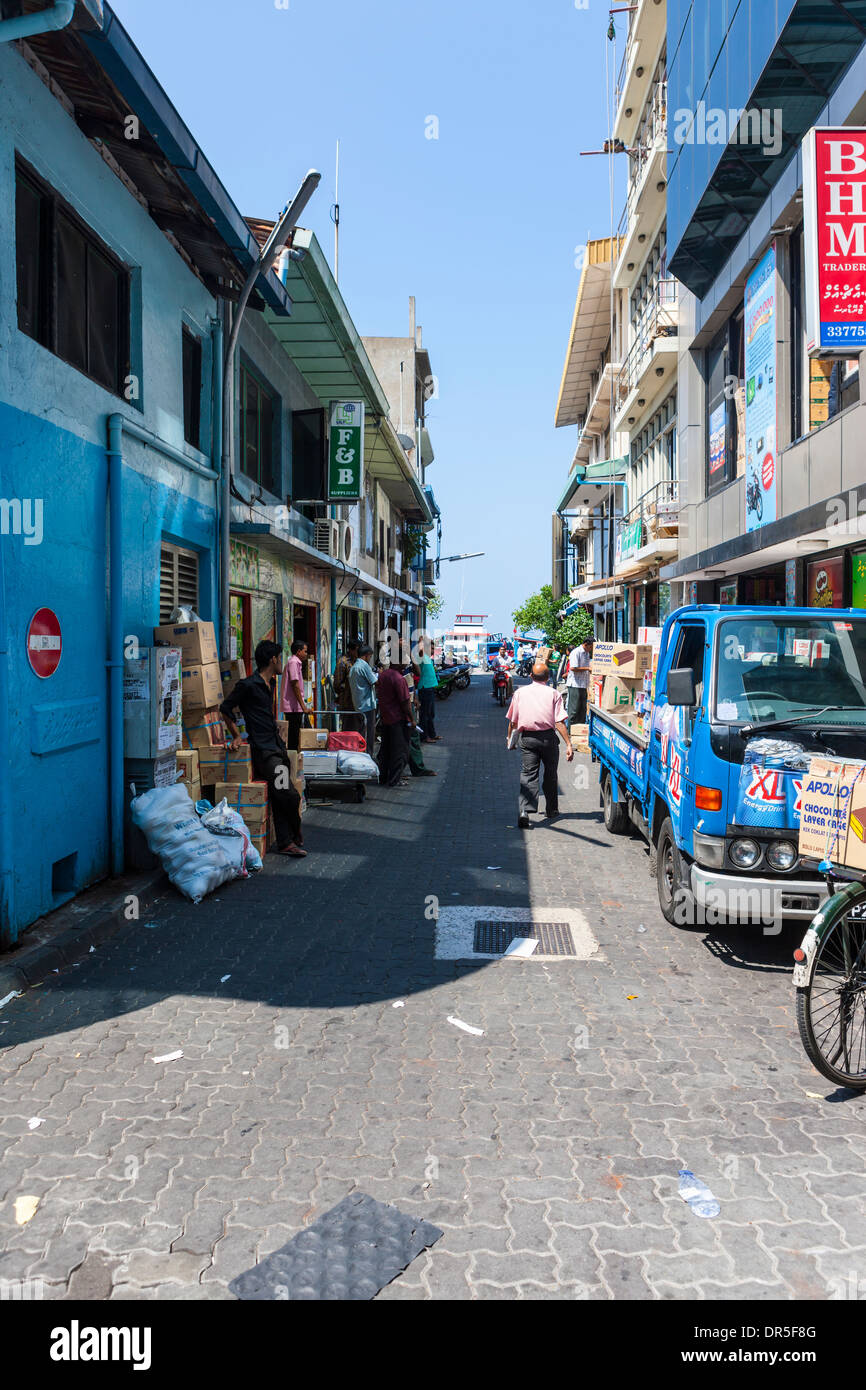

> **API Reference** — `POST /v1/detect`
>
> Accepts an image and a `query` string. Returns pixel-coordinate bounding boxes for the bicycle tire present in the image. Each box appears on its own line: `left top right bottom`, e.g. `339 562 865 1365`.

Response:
797 884 866 1090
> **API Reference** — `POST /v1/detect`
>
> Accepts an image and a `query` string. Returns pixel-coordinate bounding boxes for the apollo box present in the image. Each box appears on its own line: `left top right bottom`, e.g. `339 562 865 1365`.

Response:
591 643 653 679
798 757 866 870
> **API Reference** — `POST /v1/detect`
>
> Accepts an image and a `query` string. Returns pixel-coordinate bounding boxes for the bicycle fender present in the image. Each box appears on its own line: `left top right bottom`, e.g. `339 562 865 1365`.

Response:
793 879 866 987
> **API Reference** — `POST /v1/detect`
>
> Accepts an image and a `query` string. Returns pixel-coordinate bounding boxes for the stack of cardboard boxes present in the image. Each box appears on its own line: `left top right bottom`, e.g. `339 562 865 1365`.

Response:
590 642 655 735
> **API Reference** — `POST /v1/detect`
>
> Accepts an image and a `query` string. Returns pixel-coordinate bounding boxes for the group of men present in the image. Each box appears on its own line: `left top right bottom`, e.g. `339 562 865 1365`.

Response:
332 637 442 789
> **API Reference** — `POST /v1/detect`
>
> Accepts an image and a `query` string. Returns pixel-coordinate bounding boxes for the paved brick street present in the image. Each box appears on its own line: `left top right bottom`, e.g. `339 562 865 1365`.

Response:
2 676 866 1302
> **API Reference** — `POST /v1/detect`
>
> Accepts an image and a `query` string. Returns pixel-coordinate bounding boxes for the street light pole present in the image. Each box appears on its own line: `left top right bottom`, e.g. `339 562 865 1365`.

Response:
220 169 321 660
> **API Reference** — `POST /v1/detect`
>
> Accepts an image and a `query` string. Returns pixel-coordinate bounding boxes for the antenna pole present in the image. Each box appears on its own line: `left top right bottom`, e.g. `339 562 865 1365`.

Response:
334 139 340 284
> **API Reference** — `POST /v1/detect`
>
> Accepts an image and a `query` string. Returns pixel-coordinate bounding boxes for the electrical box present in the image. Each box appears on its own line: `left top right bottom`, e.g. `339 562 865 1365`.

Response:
123 647 182 759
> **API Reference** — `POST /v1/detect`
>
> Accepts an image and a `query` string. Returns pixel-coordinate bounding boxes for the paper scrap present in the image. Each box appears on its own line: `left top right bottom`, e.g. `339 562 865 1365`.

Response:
504 937 538 958
392 1001 405 1009
27 1118 45 1131
805 1091 824 1099
152 1050 184 1064
447 1016 484 1037
14 1196 39 1225
144 922 159 930
0 990 21 1010
220 975 231 983
627 995 638 1000
89 945 95 953
486 866 501 870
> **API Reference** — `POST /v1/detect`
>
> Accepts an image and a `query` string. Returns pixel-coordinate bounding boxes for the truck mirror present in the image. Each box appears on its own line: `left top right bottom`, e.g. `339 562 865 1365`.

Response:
667 667 697 707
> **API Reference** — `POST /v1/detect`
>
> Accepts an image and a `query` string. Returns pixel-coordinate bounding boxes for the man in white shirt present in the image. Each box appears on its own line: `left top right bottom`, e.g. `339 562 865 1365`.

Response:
566 638 593 728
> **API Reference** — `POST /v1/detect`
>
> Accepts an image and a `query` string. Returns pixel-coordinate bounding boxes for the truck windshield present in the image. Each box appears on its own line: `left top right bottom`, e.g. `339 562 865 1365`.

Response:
714 616 866 726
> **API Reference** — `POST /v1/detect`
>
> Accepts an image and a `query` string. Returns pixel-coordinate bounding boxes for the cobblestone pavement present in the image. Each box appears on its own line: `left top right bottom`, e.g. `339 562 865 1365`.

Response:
2 677 866 1302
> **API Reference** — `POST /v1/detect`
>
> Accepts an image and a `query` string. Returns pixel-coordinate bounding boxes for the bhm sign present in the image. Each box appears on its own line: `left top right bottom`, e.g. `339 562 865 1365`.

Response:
803 127 866 352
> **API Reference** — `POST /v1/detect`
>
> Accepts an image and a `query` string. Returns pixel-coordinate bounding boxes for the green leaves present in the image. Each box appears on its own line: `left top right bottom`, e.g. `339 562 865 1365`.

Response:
512 586 592 646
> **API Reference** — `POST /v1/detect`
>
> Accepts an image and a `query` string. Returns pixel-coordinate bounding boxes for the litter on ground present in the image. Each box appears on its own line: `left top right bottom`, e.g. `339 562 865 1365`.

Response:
152 1050 184 1064
677 1168 720 1219
14 1196 39 1225
27 1118 45 1130
447 1015 484 1037
504 937 538 957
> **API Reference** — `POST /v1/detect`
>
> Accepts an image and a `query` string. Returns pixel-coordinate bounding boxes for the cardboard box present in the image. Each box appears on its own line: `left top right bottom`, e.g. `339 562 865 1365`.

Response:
591 642 653 678
299 727 329 751
199 746 253 785
600 675 636 711
589 677 605 707
181 707 225 750
181 661 223 710
154 620 218 666
219 658 246 696
214 781 269 828
798 757 866 869
175 748 201 803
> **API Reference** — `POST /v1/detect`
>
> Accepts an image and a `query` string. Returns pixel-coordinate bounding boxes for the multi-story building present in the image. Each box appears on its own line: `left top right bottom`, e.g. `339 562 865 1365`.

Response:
610 0 679 637
553 237 628 639
663 0 866 612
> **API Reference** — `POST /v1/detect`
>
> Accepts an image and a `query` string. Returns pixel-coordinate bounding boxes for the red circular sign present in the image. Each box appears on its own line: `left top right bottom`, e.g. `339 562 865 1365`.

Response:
27 608 62 679
761 452 775 491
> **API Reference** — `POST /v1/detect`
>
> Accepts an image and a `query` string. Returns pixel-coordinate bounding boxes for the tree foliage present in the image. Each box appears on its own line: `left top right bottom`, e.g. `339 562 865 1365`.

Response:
512 586 593 647
425 587 445 620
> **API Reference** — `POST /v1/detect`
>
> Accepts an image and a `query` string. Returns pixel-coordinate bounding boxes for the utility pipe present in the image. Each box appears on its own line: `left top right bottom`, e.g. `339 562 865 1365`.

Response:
0 429 12 944
0 0 74 43
210 314 224 632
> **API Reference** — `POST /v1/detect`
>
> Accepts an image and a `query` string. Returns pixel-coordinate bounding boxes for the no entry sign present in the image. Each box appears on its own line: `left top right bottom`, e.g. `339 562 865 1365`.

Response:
27 607 62 678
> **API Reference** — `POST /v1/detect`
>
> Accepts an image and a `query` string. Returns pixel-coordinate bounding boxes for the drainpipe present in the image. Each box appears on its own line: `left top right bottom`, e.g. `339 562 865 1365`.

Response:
0 1 75 43
107 415 125 878
210 314 224 636
0 445 12 944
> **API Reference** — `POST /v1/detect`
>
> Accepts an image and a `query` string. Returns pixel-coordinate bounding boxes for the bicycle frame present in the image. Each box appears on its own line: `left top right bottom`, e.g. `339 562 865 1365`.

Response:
793 876 866 987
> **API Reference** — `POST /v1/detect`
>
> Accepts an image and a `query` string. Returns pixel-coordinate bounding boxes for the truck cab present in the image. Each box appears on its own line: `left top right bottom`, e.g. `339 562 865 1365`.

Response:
590 605 866 926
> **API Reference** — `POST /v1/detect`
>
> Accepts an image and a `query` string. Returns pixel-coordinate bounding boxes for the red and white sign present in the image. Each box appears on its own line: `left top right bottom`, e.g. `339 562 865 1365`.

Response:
27 607 62 679
803 126 866 353
761 452 775 491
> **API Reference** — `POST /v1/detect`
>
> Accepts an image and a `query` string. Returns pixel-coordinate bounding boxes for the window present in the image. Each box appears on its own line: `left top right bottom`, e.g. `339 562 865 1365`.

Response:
159 543 199 624
240 363 279 495
182 327 202 450
672 623 706 703
705 310 743 495
291 408 326 516
15 158 130 395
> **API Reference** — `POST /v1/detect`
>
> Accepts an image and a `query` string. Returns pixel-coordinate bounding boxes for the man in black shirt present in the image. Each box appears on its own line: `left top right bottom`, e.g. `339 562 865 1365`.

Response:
220 640 306 858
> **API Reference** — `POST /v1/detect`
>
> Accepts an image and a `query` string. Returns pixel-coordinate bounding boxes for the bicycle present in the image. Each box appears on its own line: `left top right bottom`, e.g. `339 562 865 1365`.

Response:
795 865 866 1089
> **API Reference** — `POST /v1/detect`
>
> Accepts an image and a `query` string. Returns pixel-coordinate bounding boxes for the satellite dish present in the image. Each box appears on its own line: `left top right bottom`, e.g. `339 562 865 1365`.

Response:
396 433 415 453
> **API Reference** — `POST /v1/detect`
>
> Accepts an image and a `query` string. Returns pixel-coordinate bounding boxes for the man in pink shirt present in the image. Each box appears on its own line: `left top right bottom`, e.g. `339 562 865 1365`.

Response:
506 661 573 828
280 639 311 750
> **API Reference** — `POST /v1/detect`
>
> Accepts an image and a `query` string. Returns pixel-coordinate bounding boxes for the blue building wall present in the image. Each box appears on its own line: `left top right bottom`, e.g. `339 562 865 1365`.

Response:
667 0 798 264
0 42 221 944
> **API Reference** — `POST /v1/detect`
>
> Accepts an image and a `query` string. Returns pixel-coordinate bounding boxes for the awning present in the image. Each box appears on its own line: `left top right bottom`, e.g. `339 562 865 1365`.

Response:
556 456 627 513
555 238 621 428
230 517 418 606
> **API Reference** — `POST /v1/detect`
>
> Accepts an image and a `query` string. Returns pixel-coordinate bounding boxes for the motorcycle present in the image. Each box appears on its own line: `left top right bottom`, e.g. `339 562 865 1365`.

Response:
518 655 533 679
492 666 512 706
746 466 763 521
435 666 460 700
454 662 471 690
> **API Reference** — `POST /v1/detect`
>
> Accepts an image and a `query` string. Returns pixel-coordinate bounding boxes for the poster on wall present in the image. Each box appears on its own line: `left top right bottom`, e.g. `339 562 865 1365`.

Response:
803 127 866 354
719 581 738 606
785 558 798 607
744 243 778 534
806 555 845 608
708 402 726 477
853 552 866 608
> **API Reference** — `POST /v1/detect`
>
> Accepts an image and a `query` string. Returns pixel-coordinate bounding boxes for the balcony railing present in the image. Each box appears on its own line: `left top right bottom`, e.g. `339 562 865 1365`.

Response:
614 280 678 414
616 478 680 564
616 80 667 240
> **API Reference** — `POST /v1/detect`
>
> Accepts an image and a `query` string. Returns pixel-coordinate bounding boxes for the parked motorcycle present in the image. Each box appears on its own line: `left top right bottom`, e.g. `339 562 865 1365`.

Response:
518 655 533 679
435 666 460 700
454 663 471 690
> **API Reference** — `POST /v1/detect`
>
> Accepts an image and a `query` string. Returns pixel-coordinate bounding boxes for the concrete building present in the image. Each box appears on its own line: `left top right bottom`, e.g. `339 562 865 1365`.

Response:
610 0 679 636
553 237 628 639
663 0 866 611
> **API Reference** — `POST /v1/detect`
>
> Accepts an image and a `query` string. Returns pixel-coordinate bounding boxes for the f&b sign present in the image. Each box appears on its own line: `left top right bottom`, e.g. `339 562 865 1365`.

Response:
328 400 364 500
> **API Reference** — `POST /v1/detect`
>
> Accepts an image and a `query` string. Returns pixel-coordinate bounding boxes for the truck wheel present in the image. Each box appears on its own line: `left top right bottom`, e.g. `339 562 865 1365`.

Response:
602 774 629 835
656 817 697 927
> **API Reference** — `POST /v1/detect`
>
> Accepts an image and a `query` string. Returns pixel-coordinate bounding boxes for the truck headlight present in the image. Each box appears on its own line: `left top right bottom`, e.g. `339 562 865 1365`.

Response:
730 837 762 869
767 840 797 871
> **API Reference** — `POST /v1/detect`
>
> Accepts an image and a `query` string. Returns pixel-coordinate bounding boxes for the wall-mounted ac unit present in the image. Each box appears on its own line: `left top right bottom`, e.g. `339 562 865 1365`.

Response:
337 520 353 565
423 560 437 585
314 520 340 556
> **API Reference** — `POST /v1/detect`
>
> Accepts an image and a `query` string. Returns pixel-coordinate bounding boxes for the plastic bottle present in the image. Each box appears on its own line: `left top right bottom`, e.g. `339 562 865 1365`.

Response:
677 1168 720 1218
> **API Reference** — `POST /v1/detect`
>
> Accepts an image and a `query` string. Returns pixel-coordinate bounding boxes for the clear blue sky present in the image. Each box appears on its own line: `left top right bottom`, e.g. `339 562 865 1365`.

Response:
113 0 623 636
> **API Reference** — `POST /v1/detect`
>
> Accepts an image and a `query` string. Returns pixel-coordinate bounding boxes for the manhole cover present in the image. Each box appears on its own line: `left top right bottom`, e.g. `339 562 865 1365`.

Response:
473 921 575 956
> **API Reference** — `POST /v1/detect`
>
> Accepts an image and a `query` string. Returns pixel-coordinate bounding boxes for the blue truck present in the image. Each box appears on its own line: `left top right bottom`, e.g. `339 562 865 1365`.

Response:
588 605 866 925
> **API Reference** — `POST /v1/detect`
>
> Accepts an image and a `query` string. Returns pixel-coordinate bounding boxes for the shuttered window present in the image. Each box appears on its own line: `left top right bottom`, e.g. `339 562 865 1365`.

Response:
159 544 199 624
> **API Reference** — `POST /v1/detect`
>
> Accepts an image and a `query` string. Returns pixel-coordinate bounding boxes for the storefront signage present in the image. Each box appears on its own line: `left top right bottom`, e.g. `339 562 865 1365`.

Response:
229 539 259 590
27 607 62 678
708 402 726 476
328 400 364 500
853 551 866 608
744 244 778 534
803 127 866 353
806 555 844 608
719 581 738 606
619 518 643 562
785 558 798 607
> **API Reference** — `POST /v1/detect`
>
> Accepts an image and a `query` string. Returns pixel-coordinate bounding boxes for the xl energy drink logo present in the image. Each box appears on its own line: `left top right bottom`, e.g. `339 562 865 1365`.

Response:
745 766 787 804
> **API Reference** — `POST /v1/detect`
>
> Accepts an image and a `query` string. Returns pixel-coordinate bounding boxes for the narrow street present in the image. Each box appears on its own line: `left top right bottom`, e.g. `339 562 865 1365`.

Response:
2 677 865 1302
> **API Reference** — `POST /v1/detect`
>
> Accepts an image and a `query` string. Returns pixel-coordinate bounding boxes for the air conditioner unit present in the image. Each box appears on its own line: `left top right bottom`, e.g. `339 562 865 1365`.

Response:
314 520 340 557
423 560 437 585
338 520 353 565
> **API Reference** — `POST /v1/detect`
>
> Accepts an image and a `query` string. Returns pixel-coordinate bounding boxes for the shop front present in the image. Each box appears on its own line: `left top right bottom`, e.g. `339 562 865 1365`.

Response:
228 538 292 671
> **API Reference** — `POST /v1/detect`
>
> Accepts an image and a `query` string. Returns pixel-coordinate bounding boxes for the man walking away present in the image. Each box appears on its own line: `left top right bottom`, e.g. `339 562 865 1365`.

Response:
221 640 306 857
416 642 441 743
280 638 311 750
566 637 593 729
333 639 360 734
349 642 378 755
506 660 573 829
376 661 413 787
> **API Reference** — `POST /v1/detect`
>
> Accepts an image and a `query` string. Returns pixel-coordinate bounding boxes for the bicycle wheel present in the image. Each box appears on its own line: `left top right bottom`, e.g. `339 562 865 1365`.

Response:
797 891 866 1089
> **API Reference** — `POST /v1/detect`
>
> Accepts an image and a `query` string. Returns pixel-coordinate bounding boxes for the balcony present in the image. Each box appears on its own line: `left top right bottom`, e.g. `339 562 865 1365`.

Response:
613 81 668 290
613 281 678 429
568 509 594 541
613 0 667 148
614 478 680 580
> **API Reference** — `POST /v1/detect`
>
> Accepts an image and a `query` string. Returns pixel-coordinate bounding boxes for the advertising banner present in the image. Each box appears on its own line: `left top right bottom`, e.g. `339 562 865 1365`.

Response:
803 127 866 354
708 401 726 477
744 244 778 533
806 555 844 608
328 400 364 500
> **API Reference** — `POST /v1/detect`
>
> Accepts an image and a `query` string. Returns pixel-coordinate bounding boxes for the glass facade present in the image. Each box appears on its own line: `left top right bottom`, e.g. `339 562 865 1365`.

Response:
668 0 866 297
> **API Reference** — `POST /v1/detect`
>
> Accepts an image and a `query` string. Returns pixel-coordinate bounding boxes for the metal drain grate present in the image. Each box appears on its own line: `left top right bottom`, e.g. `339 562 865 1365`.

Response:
473 921 576 956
